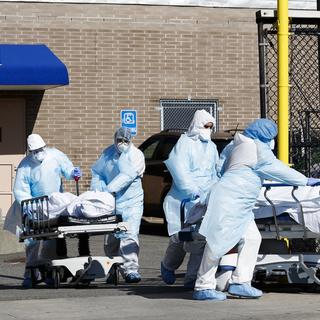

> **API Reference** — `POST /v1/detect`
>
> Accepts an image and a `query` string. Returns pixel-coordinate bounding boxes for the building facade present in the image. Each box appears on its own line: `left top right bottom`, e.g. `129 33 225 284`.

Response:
0 1 315 215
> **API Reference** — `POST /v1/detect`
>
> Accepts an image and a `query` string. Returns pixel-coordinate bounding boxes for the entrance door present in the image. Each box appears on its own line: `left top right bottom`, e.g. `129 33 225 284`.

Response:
0 99 26 219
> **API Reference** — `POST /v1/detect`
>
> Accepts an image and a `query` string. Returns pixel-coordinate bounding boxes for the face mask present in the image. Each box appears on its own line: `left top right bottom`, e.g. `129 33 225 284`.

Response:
32 150 47 163
117 142 130 153
198 128 212 142
269 139 275 150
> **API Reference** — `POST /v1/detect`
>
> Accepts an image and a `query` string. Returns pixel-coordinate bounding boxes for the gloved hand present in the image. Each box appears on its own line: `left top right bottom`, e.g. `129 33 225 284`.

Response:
307 177 320 186
114 230 127 239
72 167 82 179
191 194 200 201
190 189 200 201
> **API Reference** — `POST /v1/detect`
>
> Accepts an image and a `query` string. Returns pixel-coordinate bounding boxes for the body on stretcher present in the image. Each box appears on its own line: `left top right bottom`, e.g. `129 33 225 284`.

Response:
253 183 320 286
19 195 129 288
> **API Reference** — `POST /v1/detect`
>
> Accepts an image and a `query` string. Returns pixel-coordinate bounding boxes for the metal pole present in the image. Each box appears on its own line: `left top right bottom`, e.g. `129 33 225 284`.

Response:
258 22 268 118
277 0 289 164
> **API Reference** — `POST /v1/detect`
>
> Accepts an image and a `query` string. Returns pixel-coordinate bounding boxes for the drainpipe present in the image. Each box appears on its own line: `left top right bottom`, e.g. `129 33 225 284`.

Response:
277 0 289 164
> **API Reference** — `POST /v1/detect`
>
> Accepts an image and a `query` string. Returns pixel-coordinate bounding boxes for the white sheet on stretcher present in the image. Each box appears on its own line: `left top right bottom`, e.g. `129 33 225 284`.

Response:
44 191 115 218
3 191 115 236
253 186 320 234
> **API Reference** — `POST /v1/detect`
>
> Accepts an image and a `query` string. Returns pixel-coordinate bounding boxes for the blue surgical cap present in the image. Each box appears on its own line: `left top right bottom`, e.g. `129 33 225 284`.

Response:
243 119 278 142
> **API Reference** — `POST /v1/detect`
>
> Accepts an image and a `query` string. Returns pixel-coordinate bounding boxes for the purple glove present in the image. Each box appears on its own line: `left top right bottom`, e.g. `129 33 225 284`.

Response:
72 167 82 179
307 177 320 186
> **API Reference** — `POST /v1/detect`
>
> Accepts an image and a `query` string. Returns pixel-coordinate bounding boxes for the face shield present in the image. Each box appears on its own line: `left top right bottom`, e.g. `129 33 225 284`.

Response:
114 127 132 153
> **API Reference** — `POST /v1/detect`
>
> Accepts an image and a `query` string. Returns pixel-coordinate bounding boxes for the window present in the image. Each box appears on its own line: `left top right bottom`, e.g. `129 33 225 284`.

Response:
155 138 178 161
160 99 219 131
141 139 160 160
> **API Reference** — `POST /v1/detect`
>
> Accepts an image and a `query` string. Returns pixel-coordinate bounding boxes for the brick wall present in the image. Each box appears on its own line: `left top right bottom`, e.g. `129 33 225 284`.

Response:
0 3 260 190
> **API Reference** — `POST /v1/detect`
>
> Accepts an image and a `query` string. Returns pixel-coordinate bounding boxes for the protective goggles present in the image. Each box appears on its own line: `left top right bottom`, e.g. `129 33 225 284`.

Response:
116 138 130 144
204 124 213 129
31 147 46 154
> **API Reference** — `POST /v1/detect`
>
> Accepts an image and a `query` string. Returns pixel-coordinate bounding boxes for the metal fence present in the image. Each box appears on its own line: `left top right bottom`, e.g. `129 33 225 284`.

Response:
258 12 320 176
160 99 219 131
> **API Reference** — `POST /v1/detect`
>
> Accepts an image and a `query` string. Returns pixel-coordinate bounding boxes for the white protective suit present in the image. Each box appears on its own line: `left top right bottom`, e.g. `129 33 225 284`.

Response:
11 147 76 270
195 120 308 292
90 132 145 278
162 109 219 287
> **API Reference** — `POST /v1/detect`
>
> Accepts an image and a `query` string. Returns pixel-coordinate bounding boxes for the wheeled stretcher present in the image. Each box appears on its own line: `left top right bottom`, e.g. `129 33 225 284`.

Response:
253 183 320 286
19 195 129 288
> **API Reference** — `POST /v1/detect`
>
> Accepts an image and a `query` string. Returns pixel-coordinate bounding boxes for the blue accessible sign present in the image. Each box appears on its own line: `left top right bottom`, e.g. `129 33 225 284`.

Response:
120 110 137 136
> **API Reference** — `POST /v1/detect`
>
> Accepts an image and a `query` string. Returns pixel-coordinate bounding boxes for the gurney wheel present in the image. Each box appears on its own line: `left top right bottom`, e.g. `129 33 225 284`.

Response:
52 268 61 289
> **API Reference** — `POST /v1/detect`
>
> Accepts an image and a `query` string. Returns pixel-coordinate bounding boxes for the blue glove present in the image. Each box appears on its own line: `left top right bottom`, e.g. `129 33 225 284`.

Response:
191 190 200 201
192 194 200 201
72 167 82 179
307 177 320 186
114 230 127 239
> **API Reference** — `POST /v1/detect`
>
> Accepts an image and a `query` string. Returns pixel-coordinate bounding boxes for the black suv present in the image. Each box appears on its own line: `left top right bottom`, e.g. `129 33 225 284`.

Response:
138 130 234 219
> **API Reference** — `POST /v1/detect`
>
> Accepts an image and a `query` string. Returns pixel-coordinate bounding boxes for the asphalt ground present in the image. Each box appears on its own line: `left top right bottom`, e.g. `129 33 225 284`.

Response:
1 221 320 320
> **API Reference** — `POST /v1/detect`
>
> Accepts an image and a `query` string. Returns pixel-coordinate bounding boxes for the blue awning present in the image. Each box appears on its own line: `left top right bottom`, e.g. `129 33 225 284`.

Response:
0 44 69 90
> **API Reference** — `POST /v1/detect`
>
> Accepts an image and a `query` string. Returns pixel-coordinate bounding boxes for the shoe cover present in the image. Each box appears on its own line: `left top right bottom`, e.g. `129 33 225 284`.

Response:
228 283 262 298
125 272 141 283
193 289 226 301
160 262 175 285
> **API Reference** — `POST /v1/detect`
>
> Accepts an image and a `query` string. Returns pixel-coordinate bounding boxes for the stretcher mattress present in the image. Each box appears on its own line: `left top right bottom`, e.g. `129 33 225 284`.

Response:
253 185 320 233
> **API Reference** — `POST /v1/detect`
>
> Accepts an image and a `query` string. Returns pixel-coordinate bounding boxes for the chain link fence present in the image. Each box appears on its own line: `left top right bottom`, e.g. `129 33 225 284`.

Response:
261 23 320 176
160 99 219 131
258 13 320 253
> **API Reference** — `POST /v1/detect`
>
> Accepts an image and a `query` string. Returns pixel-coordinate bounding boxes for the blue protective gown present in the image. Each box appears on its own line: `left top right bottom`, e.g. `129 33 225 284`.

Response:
90 144 145 237
164 133 219 236
12 147 75 270
13 148 75 204
199 137 308 259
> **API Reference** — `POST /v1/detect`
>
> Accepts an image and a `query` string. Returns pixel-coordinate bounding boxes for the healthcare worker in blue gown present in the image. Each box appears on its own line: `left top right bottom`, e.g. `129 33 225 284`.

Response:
161 109 220 288
13 134 82 288
193 119 319 301
90 127 145 283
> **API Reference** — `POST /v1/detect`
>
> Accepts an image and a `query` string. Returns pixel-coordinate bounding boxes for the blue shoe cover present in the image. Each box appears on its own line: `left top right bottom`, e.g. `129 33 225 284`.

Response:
161 262 175 285
228 283 262 298
193 289 226 301
22 277 33 289
125 272 141 283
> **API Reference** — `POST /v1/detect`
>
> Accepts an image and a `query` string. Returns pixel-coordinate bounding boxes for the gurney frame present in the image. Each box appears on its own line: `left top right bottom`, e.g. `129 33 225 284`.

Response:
19 195 129 288
254 183 320 286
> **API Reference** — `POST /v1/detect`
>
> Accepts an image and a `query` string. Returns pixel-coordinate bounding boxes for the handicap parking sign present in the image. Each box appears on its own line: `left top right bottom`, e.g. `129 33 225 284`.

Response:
121 110 137 136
